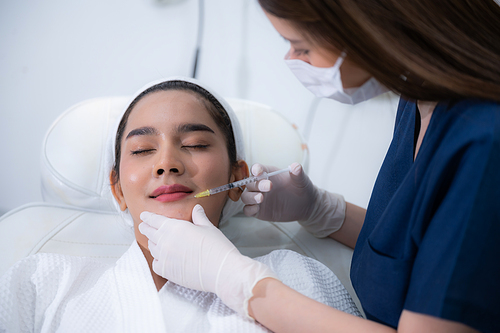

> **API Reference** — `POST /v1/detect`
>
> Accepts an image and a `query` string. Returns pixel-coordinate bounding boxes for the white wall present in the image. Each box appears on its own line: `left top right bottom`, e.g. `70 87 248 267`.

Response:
0 0 397 215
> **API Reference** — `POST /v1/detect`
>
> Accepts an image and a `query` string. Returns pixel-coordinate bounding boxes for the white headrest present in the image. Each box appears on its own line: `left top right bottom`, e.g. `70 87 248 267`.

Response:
41 96 308 212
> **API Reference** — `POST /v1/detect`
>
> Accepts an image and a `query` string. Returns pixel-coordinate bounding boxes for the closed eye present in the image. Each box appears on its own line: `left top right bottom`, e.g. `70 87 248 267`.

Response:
182 144 209 149
293 49 309 56
131 149 156 155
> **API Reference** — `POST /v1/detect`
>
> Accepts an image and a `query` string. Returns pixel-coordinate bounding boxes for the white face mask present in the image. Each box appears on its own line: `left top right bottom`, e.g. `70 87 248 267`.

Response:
284 52 389 105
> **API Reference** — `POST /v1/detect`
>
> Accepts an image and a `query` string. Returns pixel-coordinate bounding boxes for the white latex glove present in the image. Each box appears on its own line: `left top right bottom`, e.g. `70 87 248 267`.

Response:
241 162 347 238
138 204 278 318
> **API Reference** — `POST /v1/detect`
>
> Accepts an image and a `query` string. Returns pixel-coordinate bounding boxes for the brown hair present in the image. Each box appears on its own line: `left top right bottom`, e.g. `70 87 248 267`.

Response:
259 0 500 102
111 80 237 184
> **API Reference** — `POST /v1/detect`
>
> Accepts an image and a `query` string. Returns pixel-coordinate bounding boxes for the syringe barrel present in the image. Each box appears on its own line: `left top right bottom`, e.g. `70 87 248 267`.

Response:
205 167 289 197
232 175 260 188
209 184 231 195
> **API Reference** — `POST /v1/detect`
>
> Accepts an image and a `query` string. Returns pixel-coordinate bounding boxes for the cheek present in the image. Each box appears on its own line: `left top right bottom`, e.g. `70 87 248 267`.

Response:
193 151 232 225
119 162 149 217
310 54 335 68
121 164 145 192
125 173 139 183
197 194 229 228
202 154 231 186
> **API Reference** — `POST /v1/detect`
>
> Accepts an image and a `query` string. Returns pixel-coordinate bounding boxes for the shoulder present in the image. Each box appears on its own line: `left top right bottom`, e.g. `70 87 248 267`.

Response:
2 252 109 284
449 98 500 112
0 253 109 331
255 250 362 316
254 249 335 292
1 254 109 304
254 249 333 279
439 99 500 135
1 252 110 300
428 99 500 164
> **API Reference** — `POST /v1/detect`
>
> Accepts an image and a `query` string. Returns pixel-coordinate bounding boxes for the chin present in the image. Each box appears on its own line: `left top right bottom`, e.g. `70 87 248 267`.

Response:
128 204 192 226
149 204 193 222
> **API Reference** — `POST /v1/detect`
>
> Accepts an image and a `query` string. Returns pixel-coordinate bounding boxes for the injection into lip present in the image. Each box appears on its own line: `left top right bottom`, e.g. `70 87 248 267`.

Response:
194 166 291 198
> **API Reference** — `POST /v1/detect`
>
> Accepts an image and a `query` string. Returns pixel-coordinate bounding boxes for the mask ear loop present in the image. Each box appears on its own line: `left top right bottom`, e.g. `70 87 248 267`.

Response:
336 51 347 68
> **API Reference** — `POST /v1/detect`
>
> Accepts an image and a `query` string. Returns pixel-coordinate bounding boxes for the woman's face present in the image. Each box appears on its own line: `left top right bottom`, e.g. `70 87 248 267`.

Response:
265 11 371 88
111 89 246 242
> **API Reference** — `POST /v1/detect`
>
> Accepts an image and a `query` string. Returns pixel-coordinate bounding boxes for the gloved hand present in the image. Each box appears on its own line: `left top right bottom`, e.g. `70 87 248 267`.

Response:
241 162 347 237
138 204 278 318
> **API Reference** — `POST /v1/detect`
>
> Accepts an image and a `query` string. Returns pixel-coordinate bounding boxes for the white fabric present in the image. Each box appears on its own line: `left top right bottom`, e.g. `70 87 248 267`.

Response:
0 242 361 332
284 52 389 105
103 77 246 227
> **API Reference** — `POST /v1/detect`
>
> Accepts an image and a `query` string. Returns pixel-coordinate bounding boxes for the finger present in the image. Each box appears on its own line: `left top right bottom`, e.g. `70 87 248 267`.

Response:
240 191 263 205
251 163 265 177
289 162 302 176
138 222 161 243
289 163 308 186
243 204 260 217
191 204 213 227
148 240 160 259
257 179 272 192
140 211 165 230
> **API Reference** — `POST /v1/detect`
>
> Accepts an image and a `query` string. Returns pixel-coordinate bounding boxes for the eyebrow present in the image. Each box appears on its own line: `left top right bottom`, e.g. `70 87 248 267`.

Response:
177 123 215 134
126 126 158 139
125 123 215 140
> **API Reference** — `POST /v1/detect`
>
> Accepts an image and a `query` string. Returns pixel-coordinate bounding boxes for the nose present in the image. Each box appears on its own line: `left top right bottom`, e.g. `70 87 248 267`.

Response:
153 148 184 177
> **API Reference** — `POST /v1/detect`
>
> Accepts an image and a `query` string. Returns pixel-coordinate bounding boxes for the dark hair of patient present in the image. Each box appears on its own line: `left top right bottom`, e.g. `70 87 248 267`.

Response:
111 80 238 185
259 0 500 102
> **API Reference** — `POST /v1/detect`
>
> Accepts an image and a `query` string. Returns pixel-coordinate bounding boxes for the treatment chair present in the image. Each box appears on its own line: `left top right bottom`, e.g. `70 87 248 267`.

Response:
0 96 361 311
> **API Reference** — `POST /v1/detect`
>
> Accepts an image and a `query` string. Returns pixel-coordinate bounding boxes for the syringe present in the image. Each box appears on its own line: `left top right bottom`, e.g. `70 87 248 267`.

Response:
194 167 291 198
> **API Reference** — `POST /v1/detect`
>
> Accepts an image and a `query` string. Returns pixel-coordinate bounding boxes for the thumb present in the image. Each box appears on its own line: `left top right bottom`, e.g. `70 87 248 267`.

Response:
191 204 213 227
289 162 308 185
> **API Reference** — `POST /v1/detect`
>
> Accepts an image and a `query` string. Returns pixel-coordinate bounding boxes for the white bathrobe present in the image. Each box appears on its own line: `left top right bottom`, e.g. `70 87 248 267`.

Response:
0 242 361 332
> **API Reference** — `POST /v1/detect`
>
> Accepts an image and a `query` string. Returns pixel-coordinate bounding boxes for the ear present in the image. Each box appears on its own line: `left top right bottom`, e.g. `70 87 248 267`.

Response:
228 160 249 202
110 170 128 211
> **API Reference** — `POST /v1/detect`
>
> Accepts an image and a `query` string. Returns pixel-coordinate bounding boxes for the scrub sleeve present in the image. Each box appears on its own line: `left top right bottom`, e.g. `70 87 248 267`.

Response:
350 98 500 332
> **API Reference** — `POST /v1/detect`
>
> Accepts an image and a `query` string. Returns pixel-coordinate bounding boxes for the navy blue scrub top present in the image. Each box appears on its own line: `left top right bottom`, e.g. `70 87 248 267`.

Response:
350 98 500 332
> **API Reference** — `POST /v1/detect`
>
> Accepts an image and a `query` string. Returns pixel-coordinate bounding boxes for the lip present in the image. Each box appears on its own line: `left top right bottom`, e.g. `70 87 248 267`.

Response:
150 184 194 203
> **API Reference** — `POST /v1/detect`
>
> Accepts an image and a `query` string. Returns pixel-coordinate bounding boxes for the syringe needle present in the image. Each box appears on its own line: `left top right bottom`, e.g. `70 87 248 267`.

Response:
194 189 211 198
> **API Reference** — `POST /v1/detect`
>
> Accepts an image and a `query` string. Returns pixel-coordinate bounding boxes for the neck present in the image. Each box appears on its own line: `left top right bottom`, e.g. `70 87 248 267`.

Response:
414 100 437 160
417 100 437 118
137 239 168 291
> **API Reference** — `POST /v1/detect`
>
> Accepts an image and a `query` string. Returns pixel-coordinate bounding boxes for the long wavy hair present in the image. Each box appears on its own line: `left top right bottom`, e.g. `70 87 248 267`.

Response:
259 0 500 102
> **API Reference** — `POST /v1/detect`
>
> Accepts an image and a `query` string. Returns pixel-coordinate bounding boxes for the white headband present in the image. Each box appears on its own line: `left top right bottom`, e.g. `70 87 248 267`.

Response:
105 76 245 227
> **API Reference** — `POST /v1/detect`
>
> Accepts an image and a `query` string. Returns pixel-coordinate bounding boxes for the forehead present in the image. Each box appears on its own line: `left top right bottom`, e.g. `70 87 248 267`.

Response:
126 89 216 127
